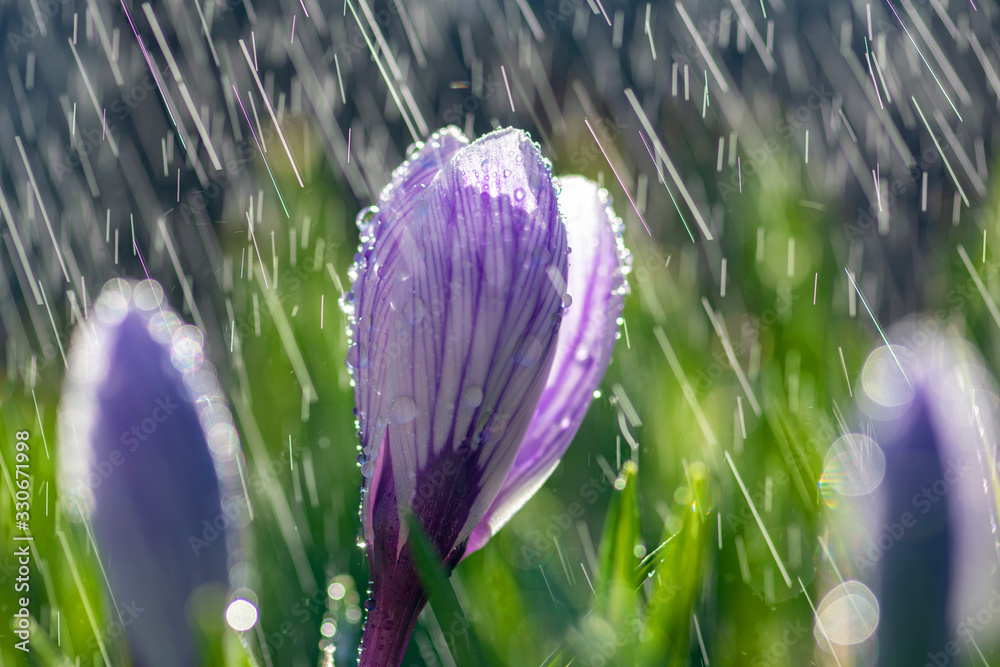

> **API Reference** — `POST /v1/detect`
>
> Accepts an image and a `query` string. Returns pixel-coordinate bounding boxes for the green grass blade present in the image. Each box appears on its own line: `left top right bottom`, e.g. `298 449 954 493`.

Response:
595 460 640 624
637 462 710 667
407 515 495 666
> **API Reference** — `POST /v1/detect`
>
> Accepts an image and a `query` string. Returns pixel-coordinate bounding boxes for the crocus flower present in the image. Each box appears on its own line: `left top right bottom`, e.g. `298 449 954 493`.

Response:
59 279 249 666
346 126 629 666
843 324 1000 665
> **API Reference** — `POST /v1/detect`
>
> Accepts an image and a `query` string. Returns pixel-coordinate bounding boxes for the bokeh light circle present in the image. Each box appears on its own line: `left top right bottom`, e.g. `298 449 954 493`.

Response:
815 580 879 646
820 434 885 503
861 345 914 408
225 599 258 632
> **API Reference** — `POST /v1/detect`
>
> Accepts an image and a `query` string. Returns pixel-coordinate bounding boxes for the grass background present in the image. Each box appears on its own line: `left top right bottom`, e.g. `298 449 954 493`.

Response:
2 0 1000 665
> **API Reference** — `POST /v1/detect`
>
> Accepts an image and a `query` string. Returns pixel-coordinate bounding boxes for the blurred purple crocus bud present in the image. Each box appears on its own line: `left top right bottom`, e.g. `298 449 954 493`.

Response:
59 279 251 666
346 127 629 666
827 322 1000 665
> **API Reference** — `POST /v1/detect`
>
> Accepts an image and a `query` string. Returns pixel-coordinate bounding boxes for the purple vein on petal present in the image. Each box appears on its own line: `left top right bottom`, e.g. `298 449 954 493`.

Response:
466 175 631 556
353 127 568 562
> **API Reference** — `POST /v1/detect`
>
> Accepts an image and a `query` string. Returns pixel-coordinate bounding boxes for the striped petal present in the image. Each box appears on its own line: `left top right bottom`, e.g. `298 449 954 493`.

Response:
353 127 567 564
465 176 630 555
353 127 469 544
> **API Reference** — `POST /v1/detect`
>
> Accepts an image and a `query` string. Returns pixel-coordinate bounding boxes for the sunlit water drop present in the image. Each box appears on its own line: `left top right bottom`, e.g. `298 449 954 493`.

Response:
389 396 418 423
461 385 484 408
225 599 259 632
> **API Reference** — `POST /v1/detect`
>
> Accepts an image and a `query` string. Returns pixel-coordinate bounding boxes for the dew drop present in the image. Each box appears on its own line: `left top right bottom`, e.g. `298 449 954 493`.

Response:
562 293 573 307
389 396 418 423
347 343 369 369
482 414 509 444
355 206 379 230
515 336 542 366
574 347 590 363
461 385 484 408
514 187 525 202
403 297 425 325
361 460 375 478
531 246 551 264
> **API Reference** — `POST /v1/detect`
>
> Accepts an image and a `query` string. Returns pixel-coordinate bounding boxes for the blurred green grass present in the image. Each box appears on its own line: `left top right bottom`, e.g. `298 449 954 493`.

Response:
3 111 1000 667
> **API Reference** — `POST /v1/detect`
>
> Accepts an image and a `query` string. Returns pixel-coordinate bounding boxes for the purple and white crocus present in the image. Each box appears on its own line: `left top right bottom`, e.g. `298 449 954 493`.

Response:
848 323 1000 664
58 279 250 667
346 127 630 665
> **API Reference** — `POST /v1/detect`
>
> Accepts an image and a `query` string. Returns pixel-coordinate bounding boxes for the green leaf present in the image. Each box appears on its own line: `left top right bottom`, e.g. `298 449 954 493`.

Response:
637 462 710 667
407 515 495 666
595 460 640 624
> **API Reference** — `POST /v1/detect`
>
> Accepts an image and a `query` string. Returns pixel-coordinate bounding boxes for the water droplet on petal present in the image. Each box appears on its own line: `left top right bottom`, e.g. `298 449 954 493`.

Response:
389 396 418 423
361 460 375 478
355 206 379 231
461 385 484 408
347 343 369 369
562 293 573 307
403 297 425 324
515 337 542 366
514 187 525 202
531 246 551 264
574 347 590 363
482 414 509 444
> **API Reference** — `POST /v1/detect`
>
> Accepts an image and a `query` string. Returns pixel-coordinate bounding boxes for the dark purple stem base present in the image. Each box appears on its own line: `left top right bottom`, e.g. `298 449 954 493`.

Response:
358 552 427 667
